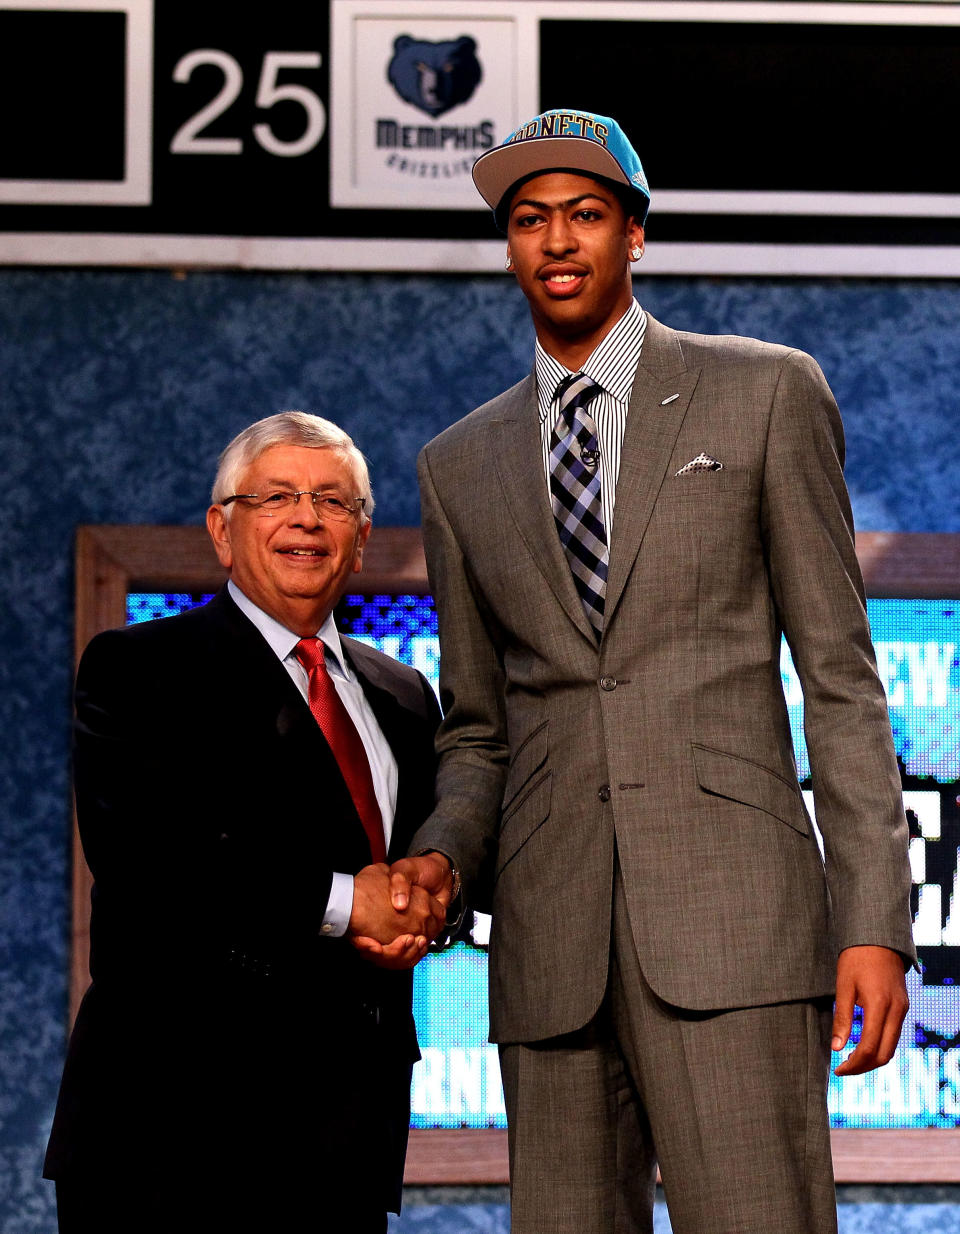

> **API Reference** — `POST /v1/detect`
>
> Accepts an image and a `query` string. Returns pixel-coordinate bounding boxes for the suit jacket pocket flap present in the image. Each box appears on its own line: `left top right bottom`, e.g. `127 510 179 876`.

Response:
692 744 810 835
497 771 552 875
501 720 548 816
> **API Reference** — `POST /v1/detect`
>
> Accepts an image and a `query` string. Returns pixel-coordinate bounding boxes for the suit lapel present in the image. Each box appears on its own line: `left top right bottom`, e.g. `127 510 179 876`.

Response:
340 640 423 861
491 374 597 643
213 587 370 849
212 588 310 723
603 315 701 629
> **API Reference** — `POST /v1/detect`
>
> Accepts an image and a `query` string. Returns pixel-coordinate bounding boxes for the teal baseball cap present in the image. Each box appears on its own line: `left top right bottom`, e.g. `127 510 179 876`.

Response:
472 107 651 230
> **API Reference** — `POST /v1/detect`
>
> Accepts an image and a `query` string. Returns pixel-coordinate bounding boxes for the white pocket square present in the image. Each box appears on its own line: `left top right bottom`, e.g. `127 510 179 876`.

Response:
675 453 723 476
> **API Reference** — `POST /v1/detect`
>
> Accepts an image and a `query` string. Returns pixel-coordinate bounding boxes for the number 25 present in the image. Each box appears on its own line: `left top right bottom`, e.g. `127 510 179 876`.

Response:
171 50 325 158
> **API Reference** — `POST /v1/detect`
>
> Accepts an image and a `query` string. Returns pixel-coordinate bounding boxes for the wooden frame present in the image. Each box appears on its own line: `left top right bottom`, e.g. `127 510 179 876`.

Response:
72 525 960 1184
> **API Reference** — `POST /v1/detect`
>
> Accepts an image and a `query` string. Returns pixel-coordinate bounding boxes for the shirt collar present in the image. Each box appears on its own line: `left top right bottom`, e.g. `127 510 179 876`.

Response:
536 298 646 422
227 580 351 679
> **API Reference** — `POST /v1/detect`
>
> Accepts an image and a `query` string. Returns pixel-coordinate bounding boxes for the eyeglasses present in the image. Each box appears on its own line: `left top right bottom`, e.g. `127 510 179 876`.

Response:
221 490 366 522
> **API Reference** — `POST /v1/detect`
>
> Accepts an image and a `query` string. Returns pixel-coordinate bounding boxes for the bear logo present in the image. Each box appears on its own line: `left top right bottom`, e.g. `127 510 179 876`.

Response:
387 35 482 118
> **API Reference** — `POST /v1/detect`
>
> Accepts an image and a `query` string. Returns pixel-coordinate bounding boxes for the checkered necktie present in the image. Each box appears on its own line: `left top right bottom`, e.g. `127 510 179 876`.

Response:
294 638 387 863
549 373 608 638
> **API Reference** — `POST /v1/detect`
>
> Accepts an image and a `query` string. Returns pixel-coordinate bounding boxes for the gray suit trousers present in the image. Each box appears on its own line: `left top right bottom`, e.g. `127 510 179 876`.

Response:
499 866 837 1234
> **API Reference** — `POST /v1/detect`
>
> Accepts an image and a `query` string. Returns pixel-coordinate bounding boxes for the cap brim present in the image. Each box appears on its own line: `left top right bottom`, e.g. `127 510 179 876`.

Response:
472 136 630 213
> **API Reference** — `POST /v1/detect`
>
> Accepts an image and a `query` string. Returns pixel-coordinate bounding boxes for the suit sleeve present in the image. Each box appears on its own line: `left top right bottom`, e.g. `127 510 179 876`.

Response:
74 630 231 983
408 444 509 909
760 349 916 965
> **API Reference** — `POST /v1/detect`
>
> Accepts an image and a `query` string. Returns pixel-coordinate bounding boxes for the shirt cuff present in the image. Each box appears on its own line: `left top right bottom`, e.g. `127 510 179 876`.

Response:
320 872 354 938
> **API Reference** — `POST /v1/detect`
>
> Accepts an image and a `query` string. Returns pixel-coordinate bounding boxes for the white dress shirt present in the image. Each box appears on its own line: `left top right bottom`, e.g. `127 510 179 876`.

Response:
228 580 398 937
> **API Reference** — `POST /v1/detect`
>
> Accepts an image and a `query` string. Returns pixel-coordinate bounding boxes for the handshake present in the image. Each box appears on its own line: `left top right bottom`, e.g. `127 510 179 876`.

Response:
347 851 455 971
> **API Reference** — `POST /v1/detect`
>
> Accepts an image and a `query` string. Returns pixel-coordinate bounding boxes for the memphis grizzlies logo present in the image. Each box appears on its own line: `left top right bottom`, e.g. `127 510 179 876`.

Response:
387 35 482 118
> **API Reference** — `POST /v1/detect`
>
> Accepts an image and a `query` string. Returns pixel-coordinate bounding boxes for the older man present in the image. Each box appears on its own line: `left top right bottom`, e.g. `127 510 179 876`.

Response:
44 412 443 1233
396 109 916 1233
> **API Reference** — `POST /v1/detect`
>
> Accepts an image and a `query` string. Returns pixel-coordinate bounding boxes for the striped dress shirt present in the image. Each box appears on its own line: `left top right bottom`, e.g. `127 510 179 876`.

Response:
536 298 647 537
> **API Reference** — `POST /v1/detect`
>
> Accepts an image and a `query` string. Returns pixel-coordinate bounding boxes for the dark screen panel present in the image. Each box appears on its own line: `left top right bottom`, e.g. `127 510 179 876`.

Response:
540 21 960 195
0 11 126 180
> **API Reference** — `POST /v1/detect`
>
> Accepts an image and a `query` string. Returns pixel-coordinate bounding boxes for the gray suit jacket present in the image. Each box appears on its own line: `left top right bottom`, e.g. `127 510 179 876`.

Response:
412 313 916 1045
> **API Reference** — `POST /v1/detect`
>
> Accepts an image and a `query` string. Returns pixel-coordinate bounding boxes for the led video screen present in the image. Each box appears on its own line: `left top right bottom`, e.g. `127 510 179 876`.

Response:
127 591 960 1130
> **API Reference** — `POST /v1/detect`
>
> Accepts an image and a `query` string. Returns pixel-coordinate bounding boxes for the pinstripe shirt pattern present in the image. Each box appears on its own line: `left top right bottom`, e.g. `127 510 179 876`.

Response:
536 299 647 536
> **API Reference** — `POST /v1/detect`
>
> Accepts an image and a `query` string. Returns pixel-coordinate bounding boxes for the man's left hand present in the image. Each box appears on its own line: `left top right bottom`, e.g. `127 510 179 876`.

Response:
832 945 909 1076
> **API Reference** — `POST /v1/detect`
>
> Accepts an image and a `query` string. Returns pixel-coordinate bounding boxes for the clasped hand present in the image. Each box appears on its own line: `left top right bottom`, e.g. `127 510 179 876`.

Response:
348 854 455 970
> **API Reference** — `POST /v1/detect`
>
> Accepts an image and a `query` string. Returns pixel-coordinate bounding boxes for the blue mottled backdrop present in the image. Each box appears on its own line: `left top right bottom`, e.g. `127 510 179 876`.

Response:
1 270 959 1230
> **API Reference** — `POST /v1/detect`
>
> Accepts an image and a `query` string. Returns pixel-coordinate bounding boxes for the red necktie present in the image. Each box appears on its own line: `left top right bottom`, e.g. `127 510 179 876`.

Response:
294 638 387 864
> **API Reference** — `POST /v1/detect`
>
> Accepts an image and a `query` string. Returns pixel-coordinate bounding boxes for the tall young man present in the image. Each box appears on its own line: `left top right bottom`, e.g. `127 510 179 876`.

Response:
398 110 914 1233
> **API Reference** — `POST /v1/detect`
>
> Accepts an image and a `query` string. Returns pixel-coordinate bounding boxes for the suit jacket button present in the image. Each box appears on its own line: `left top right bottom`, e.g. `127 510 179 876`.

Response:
598 784 611 802
600 676 617 691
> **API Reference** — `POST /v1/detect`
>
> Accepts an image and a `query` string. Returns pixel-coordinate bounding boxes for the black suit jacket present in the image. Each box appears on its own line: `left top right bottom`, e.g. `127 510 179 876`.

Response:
44 588 440 1212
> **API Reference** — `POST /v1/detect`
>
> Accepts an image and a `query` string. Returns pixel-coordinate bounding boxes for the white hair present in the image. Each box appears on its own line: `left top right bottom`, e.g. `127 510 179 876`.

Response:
211 411 374 521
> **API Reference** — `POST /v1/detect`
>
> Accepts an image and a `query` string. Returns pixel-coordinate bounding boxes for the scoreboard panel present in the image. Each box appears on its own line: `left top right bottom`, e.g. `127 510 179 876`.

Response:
4 1 960 273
